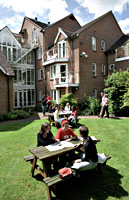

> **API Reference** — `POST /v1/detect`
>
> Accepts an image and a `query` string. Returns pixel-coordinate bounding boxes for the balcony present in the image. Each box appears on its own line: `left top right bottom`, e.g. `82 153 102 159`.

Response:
53 71 79 88
42 47 70 66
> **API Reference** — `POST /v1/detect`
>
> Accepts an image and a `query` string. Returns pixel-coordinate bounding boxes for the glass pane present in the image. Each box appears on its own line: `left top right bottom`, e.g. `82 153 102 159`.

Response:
22 70 26 85
3 46 7 59
14 92 17 107
28 90 31 105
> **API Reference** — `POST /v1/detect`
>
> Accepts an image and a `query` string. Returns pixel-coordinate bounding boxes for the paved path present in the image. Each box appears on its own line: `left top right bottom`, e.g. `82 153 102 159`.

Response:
0 112 128 125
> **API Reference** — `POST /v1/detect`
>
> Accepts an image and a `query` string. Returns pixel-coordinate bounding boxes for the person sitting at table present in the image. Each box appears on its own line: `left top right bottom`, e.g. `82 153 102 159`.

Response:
65 103 71 112
71 126 98 171
37 123 59 175
68 106 78 127
56 119 77 142
56 120 78 167
37 122 57 147
53 105 65 126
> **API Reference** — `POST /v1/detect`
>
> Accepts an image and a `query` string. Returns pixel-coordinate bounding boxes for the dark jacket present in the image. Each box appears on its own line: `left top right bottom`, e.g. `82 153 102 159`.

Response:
37 131 55 147
82 137 98 162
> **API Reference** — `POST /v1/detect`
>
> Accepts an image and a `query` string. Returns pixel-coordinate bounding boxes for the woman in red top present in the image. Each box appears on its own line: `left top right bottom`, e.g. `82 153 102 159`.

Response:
56 120 77 142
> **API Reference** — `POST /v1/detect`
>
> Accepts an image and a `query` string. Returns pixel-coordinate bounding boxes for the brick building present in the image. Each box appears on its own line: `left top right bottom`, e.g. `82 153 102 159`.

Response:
0 49 14 114
0 10 128 114
106 34 129 74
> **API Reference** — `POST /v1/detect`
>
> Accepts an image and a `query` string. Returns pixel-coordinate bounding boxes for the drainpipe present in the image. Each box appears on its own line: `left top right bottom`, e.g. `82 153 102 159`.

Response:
7 76 10 112
34 49 37 107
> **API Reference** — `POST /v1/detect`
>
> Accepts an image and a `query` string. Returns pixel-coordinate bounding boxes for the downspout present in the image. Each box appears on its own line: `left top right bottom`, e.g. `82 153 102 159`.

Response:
42 29 47 96
34 49 37 107
7 76 10 112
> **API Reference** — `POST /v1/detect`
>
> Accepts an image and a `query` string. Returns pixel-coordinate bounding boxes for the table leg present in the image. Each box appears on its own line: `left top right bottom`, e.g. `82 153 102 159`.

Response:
30 156 37 177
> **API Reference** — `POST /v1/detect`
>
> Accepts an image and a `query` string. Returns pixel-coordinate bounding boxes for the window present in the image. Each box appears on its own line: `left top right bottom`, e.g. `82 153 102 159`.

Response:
32 29 38 45
50 90 56 101
101 40 105 51
39 90 43 101
50 65 56 79
93 88 97 98
92 63 97 76
58 40 66 58
92 37 96 51
38 47 42 59
38 69 43 80
102 64 105 75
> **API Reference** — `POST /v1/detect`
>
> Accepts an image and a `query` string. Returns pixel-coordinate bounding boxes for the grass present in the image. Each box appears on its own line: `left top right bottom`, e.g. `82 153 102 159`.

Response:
0 118 129 200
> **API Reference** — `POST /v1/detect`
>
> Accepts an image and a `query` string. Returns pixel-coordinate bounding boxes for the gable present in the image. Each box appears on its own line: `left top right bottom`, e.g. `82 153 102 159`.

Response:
0 26 21 48
54 27 67 44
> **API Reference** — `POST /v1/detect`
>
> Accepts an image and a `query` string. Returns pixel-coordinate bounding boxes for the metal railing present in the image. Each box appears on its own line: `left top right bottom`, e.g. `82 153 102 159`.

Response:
42 47 70 63
53 71 79 85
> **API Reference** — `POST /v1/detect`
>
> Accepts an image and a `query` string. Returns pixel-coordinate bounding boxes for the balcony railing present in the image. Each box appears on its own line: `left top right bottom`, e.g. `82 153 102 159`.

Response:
53 71 79 86
42 47 70 63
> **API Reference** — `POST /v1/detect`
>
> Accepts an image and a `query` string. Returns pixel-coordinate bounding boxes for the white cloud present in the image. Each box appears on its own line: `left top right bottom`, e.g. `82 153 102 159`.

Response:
75 0 129 18
0 0 69 21
119 18 129 33
0 0 70 32
0 15 23 33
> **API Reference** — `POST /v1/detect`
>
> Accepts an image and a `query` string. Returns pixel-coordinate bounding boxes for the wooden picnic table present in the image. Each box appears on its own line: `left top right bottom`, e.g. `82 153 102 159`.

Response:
29 137 100 200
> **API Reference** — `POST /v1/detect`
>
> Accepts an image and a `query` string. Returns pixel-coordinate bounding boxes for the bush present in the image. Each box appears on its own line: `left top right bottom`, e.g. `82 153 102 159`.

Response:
37 103 42 112
104 69 129 116
0 114 5 121
59 93 77 108
7 110 30 120
78 94 100 116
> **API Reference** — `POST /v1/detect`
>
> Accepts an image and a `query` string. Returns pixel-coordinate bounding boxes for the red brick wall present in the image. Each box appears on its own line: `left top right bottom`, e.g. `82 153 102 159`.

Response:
73 12 123 100
0 71 13 115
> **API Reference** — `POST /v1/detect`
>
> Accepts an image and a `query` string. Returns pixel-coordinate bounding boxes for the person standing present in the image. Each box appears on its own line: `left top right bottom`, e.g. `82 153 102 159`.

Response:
41 95 47 116
99 92 105 118
101 94 109 118
46 95 53 111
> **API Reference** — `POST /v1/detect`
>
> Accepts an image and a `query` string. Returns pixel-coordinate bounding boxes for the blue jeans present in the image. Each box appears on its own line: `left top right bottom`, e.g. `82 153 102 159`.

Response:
42 105 46 115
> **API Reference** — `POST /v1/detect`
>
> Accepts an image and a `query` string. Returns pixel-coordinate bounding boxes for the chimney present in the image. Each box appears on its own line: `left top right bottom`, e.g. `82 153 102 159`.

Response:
48 22 50 26
35 17 37 21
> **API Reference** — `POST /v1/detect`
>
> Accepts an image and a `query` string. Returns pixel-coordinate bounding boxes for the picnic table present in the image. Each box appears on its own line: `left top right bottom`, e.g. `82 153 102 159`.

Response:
27 137 100 200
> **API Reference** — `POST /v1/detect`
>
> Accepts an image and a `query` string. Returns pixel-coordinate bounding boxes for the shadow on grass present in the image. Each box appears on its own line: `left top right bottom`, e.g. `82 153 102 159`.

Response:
51 165 128 200
0 113 42 132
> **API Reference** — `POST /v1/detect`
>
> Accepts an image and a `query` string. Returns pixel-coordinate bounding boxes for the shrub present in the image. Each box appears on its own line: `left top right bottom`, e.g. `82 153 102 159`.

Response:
37 103 42 112
7 110 30 120
104 69 129 116
78 94 100 116
59 93 77 108
0 114 5 121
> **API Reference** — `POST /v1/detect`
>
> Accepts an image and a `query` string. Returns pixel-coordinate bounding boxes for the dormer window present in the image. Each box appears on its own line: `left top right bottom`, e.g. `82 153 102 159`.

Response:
32 29 38 45
58 40 66 58
101 40 105 51
92 37 96 51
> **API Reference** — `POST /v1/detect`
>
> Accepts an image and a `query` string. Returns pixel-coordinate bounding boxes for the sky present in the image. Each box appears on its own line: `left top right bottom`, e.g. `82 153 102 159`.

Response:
0 0 129 34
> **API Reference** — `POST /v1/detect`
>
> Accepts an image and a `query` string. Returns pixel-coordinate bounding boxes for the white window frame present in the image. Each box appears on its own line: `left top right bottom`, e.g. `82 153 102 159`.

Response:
38 47 42 59
32 29 38 45
38 69 43 80
58 40 66 58
92 63 97 76
102 64 105 75
93 88 97 98
92 37 96 51
39 90 43 101
50 65 56 79
50 90 56 101
101 40 105 51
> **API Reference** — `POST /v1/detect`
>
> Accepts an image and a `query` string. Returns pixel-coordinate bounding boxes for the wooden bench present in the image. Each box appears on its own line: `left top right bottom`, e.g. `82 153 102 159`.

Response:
24 155 34 163
43 173 73 199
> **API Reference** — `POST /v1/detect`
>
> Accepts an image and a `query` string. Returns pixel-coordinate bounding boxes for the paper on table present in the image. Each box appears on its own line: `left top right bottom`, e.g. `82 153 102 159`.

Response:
45 141 75 152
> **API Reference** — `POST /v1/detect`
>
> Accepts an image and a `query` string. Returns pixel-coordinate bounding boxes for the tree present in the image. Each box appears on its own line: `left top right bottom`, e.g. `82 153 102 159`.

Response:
104 69 129 116
59 93 77 108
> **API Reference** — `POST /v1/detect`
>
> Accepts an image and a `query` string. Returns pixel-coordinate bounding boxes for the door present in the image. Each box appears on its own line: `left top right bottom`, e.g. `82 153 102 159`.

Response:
60 65 66 83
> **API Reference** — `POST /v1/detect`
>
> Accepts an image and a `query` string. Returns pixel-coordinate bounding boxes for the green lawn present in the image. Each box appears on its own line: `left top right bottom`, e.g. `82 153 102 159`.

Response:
0 118 129 200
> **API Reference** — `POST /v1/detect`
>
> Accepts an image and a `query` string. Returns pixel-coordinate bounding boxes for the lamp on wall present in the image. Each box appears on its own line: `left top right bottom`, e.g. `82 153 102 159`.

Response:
80 51 88 58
